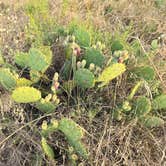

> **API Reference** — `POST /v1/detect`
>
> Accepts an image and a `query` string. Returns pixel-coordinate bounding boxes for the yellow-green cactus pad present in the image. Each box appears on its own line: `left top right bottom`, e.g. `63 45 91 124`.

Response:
16 78 32 87
97 63 126 86
12 86 41 103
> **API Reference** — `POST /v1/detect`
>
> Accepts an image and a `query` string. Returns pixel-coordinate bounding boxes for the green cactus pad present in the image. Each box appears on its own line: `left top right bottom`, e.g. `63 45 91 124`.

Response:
74 68 95 88
97 63 126 86
29 48 48 71
0 68 16 91
36 100 56 113
73 28 91 47
14 52 29 68
139 116 164 128
132 66 155 81
30 70 41 83
12 86 41 103
39 46 52 65
58 118 88 159
111 40 124 53
41 137 55 160
134 97 151 117
83 48 104 67
152 94 166 110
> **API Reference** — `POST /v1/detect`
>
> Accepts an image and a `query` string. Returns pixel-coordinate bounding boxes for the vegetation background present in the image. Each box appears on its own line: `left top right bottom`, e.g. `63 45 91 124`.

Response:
0 0 166 165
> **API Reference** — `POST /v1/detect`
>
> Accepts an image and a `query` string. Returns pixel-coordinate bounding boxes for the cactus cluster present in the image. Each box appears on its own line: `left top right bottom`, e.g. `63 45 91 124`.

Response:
113 82 165 128
41 118 88 160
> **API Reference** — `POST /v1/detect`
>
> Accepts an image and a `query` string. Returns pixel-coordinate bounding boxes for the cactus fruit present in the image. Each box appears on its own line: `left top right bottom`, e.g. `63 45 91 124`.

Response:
12 86 41 103
139 115 164 128
41 120 58 137
58 118 88 159
83 48 104 67
41 137 55 159
97 63 126 87
74 68 95 88
152 94 166 110
134 97 151 117
73 28 91 47
0 68 17 91
132 66 155 81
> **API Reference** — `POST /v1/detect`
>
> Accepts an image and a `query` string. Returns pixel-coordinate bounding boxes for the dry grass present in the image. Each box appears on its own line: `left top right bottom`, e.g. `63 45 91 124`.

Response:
0 0 166 166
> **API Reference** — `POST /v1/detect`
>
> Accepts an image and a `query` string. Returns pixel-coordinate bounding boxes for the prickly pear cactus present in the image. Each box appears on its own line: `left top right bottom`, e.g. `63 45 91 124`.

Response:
83 48 104 67
41 120 59 137
152 94 166 110
16 78 32 87
14 52 29 68
132 66 155 81
30 70 41 83
0 68 17 91
41 137 55 160
73 28 91 47
74 68 95 88
58 118 88 159
36 100 57 113
134 97 151 117
12 86 41 103
111 40 124 53
28 48 48 71
97 63 126 86
139 115 164 128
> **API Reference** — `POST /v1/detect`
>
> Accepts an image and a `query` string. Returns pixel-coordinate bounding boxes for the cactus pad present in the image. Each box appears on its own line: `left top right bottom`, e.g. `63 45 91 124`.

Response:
73 28 91 47
152 94 166 110
0 68 16 91
41 137 55 159
134 97 151 117
74 68 95 88
14 52 29 68
132 66 155 81
29 48 48 71
12 86 41 103
58 118 88 159
97 63 126 86
140 116 164 128
16 78 32 87
36 100 56 113
83 48 104 67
